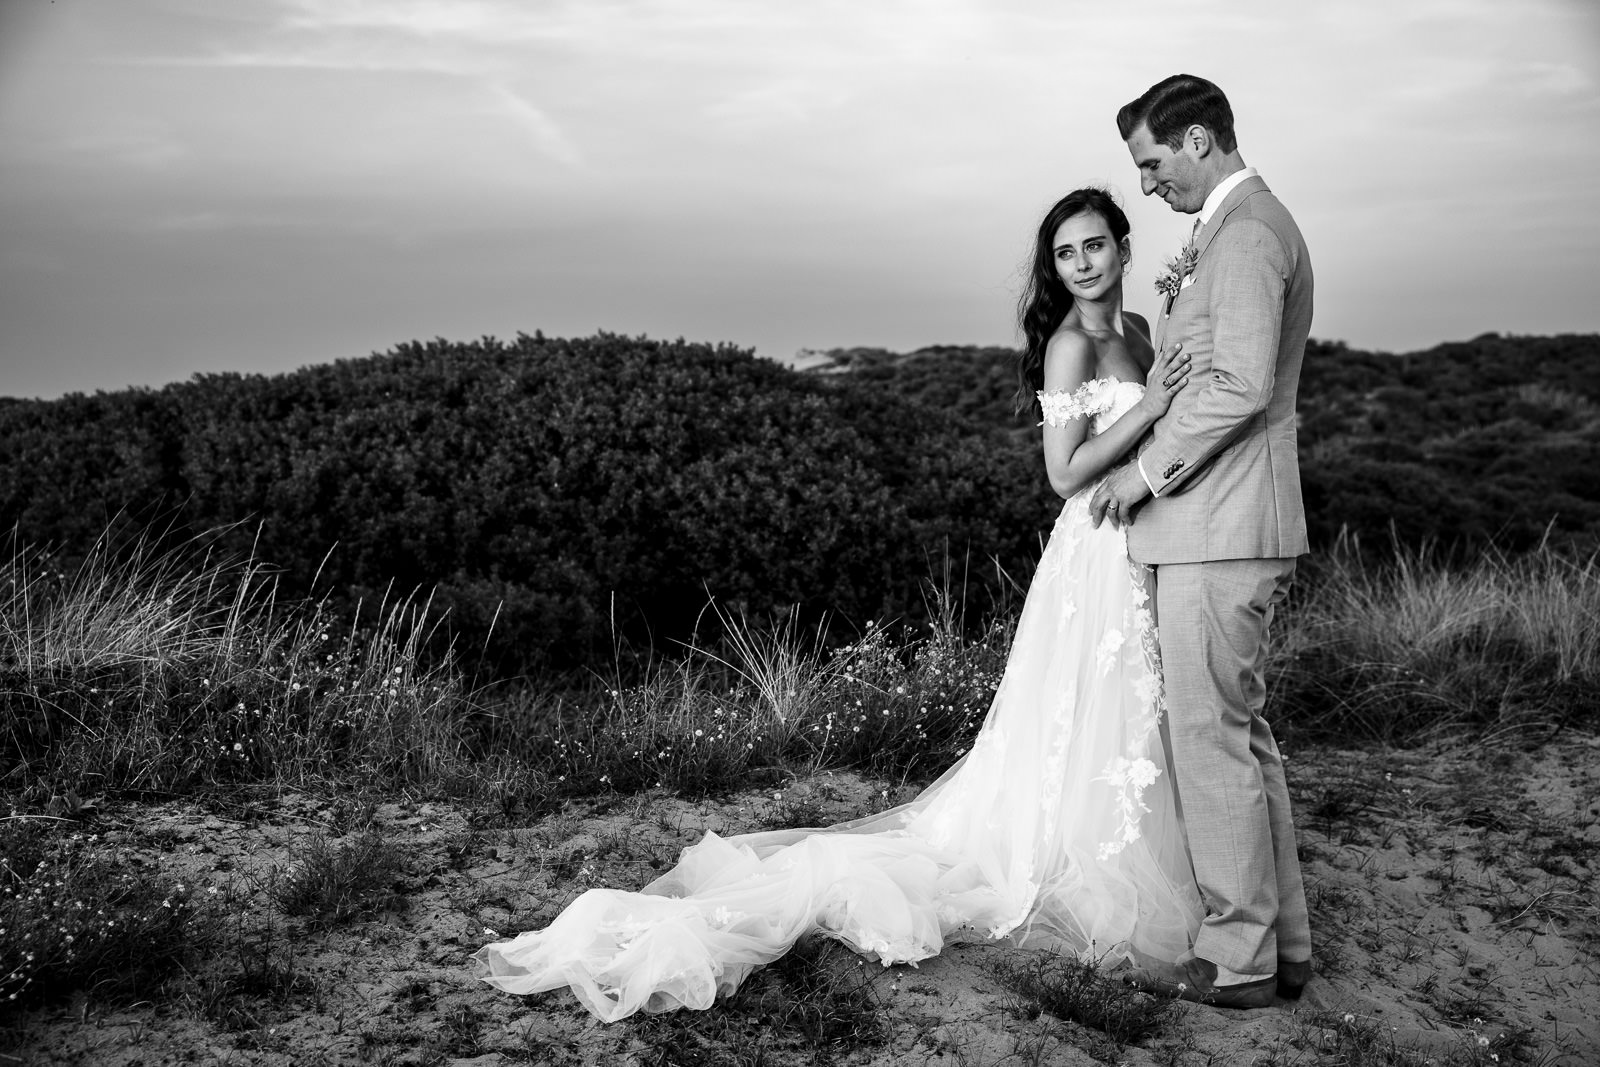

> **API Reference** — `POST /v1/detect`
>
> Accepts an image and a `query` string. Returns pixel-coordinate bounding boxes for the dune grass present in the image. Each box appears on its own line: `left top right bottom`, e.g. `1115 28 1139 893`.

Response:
1 529 472 797
4 525 1594 808
1268 533 1600 743
479 603 1011 804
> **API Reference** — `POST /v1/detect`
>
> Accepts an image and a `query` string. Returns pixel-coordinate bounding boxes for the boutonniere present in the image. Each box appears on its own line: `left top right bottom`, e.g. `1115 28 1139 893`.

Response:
1154 243 1199 298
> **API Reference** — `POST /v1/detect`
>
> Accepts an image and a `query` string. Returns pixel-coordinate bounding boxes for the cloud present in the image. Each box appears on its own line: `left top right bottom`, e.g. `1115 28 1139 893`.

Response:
486 82 584 168
1518 62 1593 97
704 79 853 126
61 124 189 172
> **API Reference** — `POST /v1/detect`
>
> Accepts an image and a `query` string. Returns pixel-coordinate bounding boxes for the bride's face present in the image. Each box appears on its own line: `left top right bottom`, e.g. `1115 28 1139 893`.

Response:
1052 212 1126 302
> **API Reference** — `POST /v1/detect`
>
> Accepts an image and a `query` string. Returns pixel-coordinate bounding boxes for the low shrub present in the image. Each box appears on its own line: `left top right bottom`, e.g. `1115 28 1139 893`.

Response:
0 816 211 1008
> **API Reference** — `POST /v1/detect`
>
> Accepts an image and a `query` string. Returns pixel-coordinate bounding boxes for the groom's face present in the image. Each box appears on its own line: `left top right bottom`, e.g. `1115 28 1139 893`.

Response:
1125 122 1203 215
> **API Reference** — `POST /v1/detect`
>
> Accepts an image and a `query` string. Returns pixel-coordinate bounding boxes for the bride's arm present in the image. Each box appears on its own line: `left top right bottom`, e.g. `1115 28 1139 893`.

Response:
1040 331 1189 500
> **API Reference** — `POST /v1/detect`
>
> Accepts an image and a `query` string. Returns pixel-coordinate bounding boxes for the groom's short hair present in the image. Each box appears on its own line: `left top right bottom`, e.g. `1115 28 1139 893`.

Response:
1118 75 1237 154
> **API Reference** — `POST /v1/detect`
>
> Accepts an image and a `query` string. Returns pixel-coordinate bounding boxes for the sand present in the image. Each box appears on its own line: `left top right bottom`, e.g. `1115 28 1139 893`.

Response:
6 730 1597 1066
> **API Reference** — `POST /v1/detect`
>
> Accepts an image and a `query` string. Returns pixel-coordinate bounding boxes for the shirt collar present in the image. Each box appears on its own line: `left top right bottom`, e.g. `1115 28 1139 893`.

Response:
1197 166 1259 227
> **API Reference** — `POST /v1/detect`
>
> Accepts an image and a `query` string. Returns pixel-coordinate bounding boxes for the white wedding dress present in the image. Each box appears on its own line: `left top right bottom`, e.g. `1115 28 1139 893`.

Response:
474 378 1204 1022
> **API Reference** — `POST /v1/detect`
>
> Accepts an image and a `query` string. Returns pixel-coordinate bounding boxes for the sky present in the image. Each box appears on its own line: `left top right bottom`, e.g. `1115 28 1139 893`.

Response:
2 0 1598 400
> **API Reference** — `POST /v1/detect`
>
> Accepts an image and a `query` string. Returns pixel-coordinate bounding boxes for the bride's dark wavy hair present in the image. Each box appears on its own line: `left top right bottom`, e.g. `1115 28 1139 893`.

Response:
1014 188 1130 416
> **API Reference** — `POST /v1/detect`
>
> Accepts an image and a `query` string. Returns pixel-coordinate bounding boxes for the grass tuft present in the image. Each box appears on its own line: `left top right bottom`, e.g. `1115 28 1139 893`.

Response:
626 934 890 1062
1262 1010 1549 1067
990 950 1176 1047
270 831 407 926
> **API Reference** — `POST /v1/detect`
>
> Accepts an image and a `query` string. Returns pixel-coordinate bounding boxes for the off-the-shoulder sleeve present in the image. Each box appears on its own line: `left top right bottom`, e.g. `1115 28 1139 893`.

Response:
1038 379 1111 427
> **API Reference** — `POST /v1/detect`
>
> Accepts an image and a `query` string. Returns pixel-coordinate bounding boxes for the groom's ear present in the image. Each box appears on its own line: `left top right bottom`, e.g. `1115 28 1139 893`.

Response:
1184 124 1212 157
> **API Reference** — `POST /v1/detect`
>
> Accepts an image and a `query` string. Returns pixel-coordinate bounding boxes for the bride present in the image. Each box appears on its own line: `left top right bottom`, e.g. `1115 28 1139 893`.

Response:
474 187 1204 1022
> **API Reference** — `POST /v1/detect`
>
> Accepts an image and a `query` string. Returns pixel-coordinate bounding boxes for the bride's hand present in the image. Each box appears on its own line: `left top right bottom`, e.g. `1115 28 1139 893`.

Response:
1139 342 1189 418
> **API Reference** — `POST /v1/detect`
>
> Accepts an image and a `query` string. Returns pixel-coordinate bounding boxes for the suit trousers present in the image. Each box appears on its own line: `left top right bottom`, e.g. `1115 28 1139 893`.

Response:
1152 557 1311 976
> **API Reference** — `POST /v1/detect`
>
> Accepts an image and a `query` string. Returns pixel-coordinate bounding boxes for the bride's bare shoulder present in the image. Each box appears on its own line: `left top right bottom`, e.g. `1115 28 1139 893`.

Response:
1043 326 1097 385
1046 322 1095 352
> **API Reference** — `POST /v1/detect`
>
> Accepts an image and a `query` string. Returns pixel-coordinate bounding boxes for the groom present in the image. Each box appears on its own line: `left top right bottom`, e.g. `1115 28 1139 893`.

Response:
1089 74 1313 1009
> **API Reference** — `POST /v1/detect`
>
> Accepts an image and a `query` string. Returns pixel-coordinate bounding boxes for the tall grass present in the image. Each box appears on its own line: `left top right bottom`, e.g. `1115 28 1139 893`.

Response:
480 600 1012 801
6 522 1594 805
1269 533 1600 741
1 529 472 794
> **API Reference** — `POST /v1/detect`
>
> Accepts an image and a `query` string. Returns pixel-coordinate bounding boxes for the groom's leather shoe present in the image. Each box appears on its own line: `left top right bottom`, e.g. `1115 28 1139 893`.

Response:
1122 956 1277 1010
1277 957 1312 999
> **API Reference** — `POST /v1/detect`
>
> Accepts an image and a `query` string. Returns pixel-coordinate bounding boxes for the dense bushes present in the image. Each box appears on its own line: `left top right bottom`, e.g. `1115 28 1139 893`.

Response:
1295 334 1600 553
815 334 1600 557
0 334 1054 676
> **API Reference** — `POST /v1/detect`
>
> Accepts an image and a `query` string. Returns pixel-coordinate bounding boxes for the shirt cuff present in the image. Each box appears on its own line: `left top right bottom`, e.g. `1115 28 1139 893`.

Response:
1137 456 1160 499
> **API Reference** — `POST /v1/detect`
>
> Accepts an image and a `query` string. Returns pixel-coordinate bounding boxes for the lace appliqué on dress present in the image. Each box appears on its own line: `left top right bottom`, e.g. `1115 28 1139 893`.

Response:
1096 757 1162 860
1037 377 1121 427
1095 561 1168 859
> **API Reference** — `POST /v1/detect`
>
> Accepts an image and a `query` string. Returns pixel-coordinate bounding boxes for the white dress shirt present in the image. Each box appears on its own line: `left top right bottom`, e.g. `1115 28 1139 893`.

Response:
1197 166 1259 227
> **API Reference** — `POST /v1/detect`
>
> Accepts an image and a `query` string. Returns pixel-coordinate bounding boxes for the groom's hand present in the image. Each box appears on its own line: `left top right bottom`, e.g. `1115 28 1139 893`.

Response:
1089 463 1154 529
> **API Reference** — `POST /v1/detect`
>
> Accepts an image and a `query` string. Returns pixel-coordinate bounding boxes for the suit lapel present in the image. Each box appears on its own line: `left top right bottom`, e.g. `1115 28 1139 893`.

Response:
1158 177 1270 341
1159 176 1269 345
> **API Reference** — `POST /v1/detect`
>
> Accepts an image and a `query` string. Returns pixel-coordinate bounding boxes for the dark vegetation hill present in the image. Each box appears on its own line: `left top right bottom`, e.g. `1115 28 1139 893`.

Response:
812 333 1600 554
3 331 1595 678
0 334 1051 677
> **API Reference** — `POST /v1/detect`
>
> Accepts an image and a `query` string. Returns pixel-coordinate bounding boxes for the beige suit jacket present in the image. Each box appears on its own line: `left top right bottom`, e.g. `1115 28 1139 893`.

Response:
1130 175 1313 564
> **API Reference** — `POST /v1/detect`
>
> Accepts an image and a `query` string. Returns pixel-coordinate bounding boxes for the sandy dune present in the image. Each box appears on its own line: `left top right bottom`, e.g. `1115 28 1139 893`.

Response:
8 731 1597 1066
